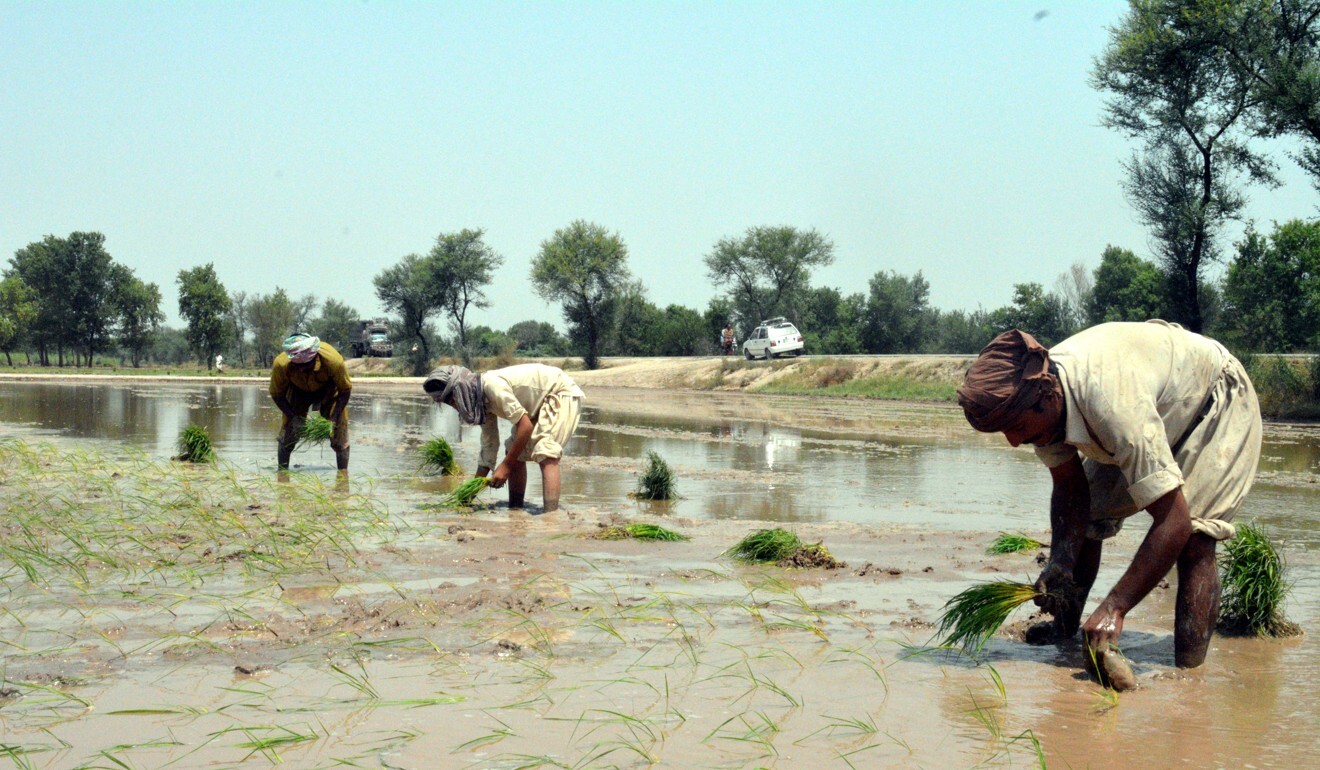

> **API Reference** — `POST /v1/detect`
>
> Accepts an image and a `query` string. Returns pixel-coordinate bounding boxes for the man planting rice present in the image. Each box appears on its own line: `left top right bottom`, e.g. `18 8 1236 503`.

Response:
269 333 353 473
957 320 1262 670
424 363 584 512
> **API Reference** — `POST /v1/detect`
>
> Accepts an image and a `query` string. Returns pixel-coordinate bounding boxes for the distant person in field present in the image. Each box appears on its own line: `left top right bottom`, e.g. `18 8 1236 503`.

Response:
721 322 737 355
215 353 224 373
424 363 584 512
957 320 1262 670
269 334 353 473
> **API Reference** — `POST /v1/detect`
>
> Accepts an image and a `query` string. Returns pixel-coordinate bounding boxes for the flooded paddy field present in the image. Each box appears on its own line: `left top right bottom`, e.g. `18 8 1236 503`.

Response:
0 379 1315 768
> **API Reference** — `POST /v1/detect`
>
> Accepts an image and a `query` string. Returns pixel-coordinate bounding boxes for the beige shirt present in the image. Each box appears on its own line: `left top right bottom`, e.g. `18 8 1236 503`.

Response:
1034 320 1225 511
480 364 584 468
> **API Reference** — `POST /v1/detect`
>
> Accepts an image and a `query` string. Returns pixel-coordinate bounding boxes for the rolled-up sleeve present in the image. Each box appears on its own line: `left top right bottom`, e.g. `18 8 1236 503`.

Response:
479 417 500 469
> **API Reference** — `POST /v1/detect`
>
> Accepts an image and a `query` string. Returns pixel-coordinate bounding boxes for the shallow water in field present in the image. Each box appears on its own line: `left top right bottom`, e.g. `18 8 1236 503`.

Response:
0 379 1316 768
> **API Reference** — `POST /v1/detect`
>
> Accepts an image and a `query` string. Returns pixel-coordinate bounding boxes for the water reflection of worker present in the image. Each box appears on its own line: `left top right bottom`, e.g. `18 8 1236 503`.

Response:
269 334 353 473
424 363 584 512
957 321 1261 672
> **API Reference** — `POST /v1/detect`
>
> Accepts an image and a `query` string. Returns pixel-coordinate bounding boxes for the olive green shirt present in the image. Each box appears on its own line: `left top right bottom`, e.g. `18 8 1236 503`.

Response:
268 342 353 398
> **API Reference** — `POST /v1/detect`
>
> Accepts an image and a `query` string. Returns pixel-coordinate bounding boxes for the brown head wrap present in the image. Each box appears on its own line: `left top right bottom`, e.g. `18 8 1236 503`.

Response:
956 330 1059 433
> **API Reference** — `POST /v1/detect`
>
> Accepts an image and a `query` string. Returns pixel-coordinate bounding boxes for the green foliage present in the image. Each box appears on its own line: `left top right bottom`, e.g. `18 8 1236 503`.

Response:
308 298 361 354
175 425 216 463
800 286 866 354
988 282 1074 347
753 369 958 402
247 288 298 368
507 320 569 357
930 308 995 354
440 477 490 508
1224 221 1320 352
430 229 504 360
1246 355 1320 418
725 528 803 563
114 273 164 368
531 220 631 370
375 252 449 376
704 225 834 331
1089 246 1167 325
861 270 931 353
935 581 1042 654
636 451 676 500
987 533 1044 554
593 523 689 541
418 437 460 476
299 415 335 447
0 275 37 365
1219 523 1301 637
11 232 125 366
177 263 232 368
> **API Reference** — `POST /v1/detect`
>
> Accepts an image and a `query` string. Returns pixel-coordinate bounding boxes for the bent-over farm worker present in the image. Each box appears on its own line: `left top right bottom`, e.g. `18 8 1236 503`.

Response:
424 363 584 512
956 320 1262 669
269 333 353 473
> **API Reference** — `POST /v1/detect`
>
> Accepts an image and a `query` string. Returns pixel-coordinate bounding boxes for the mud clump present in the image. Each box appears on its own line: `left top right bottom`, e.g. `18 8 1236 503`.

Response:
778 544 846 570
1086 643 1137 692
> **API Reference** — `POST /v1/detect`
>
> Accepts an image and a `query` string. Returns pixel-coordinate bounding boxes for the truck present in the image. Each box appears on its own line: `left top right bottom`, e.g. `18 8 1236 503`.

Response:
351 319 394 358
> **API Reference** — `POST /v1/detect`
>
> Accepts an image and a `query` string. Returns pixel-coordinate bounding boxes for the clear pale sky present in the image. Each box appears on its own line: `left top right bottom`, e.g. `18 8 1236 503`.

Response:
2 1 1315 331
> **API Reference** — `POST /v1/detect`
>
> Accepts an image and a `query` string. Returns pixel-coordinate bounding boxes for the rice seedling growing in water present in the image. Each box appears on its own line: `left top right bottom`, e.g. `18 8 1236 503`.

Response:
1219 523 1302 637
635 451 676 500
986 532 1044 554
935 580 1042 654
299 415 334 447
175 425 216 463
418 436 460 476
591 523 689 541
440 477 489 507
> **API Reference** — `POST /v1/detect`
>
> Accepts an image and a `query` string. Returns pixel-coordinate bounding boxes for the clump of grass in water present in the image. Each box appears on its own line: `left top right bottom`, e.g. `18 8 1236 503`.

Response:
299 415 334 447
935 580 1043 654
987 532 1044 555
724 528 844 569
418 437 460 476
175 425 215 463
635 451 676 500
1218 523 1302 637
592 523 689 541
440 477 489 508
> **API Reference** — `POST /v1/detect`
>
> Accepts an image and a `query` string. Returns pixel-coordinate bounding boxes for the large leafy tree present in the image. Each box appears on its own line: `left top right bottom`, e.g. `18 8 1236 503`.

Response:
10 232 122 366
309 298 361 354
247 289 297 367
375 253 449 375
0 275 37 366
114 269 164 367
430 229 503 353
177 264 231 369
1224 219 1320 350
531 220 631 370
860 271 931 354
989 283 1075 347
704 226 834 327
507 320 569 357
1094 0 1278 331
1089 245 1168 324
801 286 865 354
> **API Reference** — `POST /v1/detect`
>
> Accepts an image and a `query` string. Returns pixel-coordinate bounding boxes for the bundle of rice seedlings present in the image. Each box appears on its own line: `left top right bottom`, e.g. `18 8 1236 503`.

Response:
439 477 490 508
418 437 460 476
592 523 689 541
724 528 802 563
935 580 1043 654
987 532 1045 554
1219 523 1302 637
636 451 676 500
175 425 215 463
299 415 335 447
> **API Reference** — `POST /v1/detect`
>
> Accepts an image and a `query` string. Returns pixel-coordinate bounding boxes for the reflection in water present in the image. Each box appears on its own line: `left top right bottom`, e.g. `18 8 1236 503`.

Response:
0 381 1317 549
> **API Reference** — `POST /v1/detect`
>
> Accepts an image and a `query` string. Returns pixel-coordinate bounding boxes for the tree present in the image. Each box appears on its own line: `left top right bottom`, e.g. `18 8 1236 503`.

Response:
0 275 37 366
291 294 319 333
531 220 631 370
7 237 66 365
114 271 164 367
247 289 297 367
1054 261 1095 333
611 280 662 356
861 271 931 353
655 304 710 356
1094 0 1278 331
1224 219 1320 350
177 264 231 369
704 226 834 326
430 229 503 354
932 308 995 353
226 291 250 367
1088 245 1168 324
989 283 1074 347
10 232 122 366
507 320 569 357
375 253 448 375
801 286 865 354
309 298 360 353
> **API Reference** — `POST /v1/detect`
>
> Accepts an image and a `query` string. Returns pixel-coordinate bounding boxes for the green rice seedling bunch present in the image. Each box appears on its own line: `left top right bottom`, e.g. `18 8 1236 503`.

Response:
987 532 1045 554
636 450 676 500
299 415 335 447
175 425 216 463
440 477 489 508
724 528 802 563
594 523 689 541
1219 523 1302 637
418 437 460 476
935 580 1043 653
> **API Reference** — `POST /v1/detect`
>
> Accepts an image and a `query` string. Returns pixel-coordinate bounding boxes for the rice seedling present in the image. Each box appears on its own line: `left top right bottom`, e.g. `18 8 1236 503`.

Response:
934 580 1043 654
591 523 689 541
418 437 460 476
174 425 215 463
724 529 802 563
298 415 335 447
986 532 1043 555
635 451 676 500
438 477 489 508
1218 523 1302 637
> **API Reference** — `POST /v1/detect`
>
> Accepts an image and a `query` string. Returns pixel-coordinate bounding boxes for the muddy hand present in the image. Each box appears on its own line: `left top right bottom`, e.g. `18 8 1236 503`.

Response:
489 462 511 489
1083 599 1125 650
1033 561 1078 616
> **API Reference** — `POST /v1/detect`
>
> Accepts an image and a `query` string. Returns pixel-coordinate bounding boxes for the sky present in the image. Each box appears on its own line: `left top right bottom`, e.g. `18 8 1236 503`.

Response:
2 1 1316 333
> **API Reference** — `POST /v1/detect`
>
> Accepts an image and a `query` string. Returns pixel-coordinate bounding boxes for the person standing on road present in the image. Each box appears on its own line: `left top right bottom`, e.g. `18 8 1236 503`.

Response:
956 320 1262 672
269 334 353 473
424 363 584 512
721 322 738 355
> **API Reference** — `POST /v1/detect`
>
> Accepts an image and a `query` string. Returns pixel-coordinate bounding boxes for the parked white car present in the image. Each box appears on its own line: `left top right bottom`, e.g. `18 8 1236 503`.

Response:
743 317 805 359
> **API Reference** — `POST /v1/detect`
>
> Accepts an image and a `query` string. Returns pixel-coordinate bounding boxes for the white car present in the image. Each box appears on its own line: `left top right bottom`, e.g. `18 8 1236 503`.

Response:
743 317 805 359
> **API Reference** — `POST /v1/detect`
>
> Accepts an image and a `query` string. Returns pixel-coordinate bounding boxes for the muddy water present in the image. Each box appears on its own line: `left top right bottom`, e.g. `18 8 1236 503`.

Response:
0 380 1316 768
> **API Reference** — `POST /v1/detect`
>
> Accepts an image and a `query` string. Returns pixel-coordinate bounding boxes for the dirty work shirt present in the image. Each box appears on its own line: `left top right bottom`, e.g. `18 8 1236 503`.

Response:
269 343 353 451
479 364 585 468
1034 320 1261 541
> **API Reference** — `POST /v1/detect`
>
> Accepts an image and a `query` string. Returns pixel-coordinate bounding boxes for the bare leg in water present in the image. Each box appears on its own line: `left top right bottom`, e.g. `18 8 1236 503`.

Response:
1174 533 1220 668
